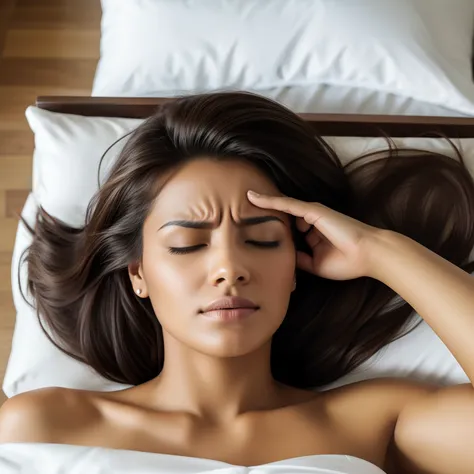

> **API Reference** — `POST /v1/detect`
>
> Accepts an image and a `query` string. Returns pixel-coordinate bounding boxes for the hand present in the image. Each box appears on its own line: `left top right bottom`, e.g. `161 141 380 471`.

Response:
247 190 385 281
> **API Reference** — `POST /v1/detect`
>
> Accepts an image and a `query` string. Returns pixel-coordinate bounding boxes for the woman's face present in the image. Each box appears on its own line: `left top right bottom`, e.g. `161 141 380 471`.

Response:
130 158 296 357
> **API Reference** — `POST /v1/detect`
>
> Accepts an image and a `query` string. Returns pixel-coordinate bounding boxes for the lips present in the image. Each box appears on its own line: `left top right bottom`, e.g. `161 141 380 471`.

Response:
200 296 259 313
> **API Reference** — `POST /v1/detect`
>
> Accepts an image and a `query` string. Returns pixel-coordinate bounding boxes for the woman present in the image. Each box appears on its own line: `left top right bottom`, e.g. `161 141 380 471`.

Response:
0 92 473 474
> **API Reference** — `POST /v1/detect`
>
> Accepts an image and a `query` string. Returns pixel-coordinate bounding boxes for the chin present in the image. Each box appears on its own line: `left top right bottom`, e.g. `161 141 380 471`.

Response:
195 335 271 358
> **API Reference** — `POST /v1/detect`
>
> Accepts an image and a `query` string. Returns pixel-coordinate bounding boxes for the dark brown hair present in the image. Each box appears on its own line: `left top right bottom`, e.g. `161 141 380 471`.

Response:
19 92 474 389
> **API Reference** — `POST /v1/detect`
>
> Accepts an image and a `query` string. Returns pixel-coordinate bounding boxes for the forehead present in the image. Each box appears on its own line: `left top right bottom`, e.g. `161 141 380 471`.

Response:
150 158 284 217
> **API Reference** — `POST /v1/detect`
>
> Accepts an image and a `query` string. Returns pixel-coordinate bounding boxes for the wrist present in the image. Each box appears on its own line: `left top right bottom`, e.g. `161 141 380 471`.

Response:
362 228 407 282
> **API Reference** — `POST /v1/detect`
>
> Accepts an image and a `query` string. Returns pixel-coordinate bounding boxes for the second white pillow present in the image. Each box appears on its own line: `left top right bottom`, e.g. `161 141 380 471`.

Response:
93 0 474 114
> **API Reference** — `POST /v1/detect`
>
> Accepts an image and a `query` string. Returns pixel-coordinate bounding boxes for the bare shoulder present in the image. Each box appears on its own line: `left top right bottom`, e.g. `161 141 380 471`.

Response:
325 376 439 409
342 379 474 474
0 387 99 444
320 378 440 461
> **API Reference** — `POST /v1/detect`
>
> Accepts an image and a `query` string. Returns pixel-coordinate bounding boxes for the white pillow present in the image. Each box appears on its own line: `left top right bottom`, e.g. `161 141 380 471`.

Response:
92 0 474 115
4 106 474 398
29 109 142 228
224 84 474 118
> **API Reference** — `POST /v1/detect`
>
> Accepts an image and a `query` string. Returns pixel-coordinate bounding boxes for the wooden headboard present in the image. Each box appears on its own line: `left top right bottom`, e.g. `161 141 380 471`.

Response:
36 96 474 138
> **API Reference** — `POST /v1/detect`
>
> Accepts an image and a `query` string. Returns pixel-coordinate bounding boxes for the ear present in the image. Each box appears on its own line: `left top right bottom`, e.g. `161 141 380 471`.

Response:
128 260 149 298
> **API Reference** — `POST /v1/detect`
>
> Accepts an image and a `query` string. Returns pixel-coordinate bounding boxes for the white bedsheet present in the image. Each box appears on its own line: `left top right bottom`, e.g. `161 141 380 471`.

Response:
0 443 386 474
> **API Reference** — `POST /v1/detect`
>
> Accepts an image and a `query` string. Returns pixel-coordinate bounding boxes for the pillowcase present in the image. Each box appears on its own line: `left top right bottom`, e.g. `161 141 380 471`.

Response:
92 0 474 115
4 106 473 398
251 84 473 118
30 109 142 228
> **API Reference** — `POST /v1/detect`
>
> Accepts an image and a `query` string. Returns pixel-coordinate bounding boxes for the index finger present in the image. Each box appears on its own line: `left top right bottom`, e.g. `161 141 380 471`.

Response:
247 190 326 226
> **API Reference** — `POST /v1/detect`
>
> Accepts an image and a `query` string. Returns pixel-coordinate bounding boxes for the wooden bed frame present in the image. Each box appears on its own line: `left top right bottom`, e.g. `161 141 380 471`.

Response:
36 96 474 138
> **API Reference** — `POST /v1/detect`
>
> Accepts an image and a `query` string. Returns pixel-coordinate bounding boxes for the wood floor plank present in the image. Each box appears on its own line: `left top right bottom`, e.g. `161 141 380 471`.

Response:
0 261 11 292
0 0 17 56
0 252 12 266
0 292 15 326
0 85 42 111
5 189 29 218
11 5 101 30
0 106 29 131
0 85 92 104
4 29 100 59
0 190 4 218
0 105 30 132
0 58 97 88
0 218 18 252
0 85 93 131
0 155 32 189
0 86 38 132
0 131 33 155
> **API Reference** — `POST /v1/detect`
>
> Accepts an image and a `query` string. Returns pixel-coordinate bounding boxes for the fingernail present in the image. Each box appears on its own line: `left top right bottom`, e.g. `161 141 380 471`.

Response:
247 190 260 198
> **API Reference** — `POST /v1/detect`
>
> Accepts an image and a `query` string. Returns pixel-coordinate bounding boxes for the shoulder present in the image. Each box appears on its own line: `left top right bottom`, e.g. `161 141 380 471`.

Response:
320 377 439 436
0 387 99 444
321 378 439 459
325 377 439 412
338 377 442 424
356 380 474 474
329 378 474 474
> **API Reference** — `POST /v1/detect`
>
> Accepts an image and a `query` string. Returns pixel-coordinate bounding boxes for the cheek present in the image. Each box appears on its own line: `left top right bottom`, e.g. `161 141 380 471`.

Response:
263 242 296 283
141 245 199 312
263 249 296 312
141 251 202 341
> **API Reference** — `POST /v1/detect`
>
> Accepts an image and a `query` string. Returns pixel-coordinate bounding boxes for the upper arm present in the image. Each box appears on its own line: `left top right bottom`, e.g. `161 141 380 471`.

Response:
391 383 474 474
0 388 62 444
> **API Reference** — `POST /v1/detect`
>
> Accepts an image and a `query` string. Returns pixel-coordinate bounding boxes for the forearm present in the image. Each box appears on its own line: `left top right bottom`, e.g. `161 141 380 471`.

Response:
366 230 474 385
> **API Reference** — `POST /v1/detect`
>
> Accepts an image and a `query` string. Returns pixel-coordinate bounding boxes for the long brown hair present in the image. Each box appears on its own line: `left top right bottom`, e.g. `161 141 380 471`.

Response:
19 92 474 389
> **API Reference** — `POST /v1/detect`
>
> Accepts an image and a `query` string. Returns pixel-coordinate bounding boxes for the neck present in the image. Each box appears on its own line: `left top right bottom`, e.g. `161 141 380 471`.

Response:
147 336 286 424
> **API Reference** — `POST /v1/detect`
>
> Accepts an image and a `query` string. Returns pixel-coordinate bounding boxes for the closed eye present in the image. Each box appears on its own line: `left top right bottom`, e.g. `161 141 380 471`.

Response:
168 245 205 255
167 241 280 255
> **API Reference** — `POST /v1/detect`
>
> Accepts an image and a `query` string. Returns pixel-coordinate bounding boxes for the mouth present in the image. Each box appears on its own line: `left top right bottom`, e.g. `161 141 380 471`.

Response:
200 296 259 314
199 307 259 322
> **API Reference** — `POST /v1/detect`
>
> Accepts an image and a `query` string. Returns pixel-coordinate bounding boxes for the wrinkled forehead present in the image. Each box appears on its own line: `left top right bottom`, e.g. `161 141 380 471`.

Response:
149 158 288 222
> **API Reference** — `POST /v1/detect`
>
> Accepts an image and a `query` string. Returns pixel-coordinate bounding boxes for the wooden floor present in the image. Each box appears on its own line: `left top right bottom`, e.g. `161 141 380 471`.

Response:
0 0 101 405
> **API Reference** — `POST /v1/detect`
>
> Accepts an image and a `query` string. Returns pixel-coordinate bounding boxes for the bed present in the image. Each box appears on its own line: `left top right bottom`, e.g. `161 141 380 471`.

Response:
0 94 474 473
3 94 474 398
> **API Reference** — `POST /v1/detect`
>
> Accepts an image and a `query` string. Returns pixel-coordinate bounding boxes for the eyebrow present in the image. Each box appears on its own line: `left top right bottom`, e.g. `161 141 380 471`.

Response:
158 215 285 231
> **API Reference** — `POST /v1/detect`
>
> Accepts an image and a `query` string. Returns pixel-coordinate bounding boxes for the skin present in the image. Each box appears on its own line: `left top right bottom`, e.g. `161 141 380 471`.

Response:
0 157 474 474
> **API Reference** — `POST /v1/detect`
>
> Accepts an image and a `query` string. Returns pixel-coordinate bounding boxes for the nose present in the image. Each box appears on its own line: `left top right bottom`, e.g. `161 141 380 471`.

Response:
207 244 251 288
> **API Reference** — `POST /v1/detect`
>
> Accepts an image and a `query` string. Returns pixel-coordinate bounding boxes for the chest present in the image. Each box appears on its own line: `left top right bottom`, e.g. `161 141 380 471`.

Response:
64 397 392 469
